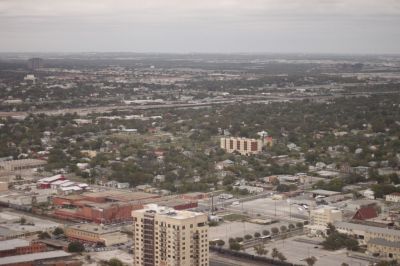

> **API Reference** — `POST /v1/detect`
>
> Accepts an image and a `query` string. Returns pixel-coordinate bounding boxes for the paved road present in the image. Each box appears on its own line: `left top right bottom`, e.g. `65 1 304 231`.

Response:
210 252 271 266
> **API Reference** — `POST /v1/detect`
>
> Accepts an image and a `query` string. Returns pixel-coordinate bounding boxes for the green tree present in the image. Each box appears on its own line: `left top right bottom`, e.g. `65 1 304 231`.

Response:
38 231 51 239
277 252 287 262
305 256 317 266
271 227 279 235
254 232 261 238
253 244 268 256
262 230 270 236
68 241 85 253
108 258 124 266
216 240 225 247
53 227 64 236
296 222 304 228
271 248 279 259
235 237 244 242
280 225 288 233
244 234 252 240
375 260 398 266
229 241 241 251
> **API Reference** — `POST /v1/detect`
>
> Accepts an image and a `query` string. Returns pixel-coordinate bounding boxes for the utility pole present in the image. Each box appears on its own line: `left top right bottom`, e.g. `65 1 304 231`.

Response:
211 193 214 215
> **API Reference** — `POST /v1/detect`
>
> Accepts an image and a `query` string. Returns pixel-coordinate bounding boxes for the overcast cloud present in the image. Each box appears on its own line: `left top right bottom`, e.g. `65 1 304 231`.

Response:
0 0 399 54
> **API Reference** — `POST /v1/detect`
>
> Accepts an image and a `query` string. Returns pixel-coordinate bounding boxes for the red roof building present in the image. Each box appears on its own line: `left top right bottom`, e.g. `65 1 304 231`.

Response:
353 206 378 220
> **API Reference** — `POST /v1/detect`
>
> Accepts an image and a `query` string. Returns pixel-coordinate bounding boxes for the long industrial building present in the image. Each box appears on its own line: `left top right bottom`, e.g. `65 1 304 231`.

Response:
52 191 198 224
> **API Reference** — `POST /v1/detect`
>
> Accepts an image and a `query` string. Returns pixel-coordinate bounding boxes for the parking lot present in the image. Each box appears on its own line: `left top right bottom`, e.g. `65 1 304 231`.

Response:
228 197 309 221
209 220 290 245
245 236 369 266
85 249 133 265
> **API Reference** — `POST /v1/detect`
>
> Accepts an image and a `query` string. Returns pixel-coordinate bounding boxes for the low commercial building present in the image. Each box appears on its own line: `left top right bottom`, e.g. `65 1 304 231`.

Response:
367 238 400 260
54 201 139 224
334 221 400 245
352 206 378 220
385 192 400 203
0 250 73 266
0 239 46 258
37 174 66 189
310 189 341 198
234 185 264 194
65 224 128 246
220 137 263 155
52 191 198 224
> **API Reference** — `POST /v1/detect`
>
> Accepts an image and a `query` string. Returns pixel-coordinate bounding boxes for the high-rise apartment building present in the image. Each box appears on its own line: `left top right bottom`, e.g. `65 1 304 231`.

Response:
220 137 263 155
27 58 43 70
132 204 209 266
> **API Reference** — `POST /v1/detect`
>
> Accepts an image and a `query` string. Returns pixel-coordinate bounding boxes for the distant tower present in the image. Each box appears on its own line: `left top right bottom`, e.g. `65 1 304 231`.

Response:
27 58 43 71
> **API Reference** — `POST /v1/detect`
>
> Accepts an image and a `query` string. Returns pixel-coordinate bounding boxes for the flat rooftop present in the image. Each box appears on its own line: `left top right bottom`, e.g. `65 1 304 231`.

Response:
67 223 120 234
310 189 341 196
0 250 71 265
134 204 206 220
0 239 29 251
335 221 400 237
83 190 159 202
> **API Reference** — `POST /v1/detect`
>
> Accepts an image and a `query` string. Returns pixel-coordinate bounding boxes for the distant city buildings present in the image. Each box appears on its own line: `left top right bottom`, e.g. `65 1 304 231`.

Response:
220 137 263 155
132 204 209 266
27 58 43 71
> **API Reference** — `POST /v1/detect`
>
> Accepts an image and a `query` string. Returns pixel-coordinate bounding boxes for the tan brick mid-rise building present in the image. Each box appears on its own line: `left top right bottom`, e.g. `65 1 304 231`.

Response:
220 137 262 155
132 204 209 266
310 206 342 226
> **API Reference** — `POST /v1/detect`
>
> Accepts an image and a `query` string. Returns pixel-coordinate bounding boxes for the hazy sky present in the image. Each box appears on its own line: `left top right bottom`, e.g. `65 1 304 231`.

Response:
1 0 400 54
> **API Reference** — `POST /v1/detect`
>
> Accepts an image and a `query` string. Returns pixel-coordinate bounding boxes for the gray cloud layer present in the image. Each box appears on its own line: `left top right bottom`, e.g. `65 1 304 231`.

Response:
0 0 399 53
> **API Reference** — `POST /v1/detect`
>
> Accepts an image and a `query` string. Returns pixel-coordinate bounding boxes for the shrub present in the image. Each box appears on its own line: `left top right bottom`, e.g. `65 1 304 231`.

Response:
262 230 270 236
235 237 244 242
68 241 84 253
296 222 304 228
216 240 225 247
229 242 241 251
244 234 252 240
